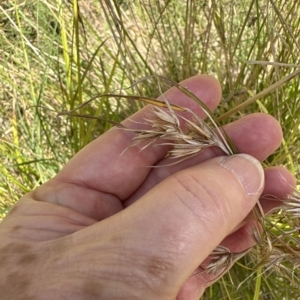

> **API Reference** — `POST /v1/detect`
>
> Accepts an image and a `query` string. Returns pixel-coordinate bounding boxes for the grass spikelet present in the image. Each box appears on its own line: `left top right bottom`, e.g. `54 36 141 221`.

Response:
283 189 300 218
203 245 249 276
124 97 233 162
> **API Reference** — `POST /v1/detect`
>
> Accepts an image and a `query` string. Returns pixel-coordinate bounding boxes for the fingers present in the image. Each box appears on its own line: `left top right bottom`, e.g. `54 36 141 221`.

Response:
260 166 296 213
56 75 222 198
74 154 264 299
182 167 296 299
32 179 124 221
1 197 97 241
33 75 222 219
222 113 283 161
176 221 258 300
234 166 297 228
124 113 288 206
231 166 296 230
183 165 297 299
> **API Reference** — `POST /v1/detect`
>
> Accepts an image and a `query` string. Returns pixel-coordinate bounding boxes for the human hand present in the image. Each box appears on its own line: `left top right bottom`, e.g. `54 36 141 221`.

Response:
0 75 295 300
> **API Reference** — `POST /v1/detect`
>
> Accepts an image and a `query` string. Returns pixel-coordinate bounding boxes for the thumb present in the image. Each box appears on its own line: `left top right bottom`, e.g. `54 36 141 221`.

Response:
115 154 264 298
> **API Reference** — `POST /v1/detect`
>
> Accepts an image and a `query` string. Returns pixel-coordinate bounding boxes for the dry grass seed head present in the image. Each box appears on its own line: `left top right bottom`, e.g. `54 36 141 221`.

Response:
283 189 300 218
125 103 232 163
204 245 249 276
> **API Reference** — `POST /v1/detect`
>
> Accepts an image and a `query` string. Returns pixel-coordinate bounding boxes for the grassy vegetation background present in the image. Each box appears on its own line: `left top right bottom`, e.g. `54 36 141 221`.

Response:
0 0 299 299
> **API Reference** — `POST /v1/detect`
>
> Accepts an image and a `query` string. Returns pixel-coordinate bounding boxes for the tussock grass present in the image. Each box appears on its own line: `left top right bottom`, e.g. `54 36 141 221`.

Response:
0 0 300 298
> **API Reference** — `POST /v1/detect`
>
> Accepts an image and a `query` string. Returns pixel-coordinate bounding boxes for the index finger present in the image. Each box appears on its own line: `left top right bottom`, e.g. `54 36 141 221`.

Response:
56 75 222 199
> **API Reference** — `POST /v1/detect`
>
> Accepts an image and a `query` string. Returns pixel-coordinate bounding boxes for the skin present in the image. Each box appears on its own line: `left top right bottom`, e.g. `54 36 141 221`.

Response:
0 75 295 300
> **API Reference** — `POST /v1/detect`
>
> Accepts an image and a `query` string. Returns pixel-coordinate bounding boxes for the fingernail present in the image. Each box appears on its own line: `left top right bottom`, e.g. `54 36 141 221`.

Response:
219 154 264 196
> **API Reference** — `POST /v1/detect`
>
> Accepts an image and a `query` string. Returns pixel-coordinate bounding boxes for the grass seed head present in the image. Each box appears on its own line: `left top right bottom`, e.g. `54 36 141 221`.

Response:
125 103 232 162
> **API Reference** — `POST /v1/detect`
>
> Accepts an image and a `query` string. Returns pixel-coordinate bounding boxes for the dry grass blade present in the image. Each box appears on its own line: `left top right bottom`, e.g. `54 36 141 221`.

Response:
252 233 274 269
217 68 300 122
56 93 186 116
